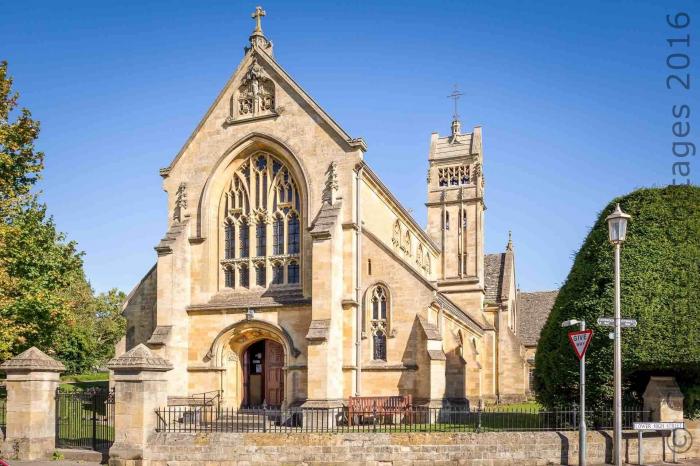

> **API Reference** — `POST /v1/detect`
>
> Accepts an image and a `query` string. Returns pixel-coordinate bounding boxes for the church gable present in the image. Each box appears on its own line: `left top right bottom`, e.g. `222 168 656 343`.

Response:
161 42 365 185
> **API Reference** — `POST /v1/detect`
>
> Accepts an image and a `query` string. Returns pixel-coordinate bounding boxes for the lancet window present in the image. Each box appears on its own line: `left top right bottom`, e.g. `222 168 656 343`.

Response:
220 151 302 289
369 285 390 361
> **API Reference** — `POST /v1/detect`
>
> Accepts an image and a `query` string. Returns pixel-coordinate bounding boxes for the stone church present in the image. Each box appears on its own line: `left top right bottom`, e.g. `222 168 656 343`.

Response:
117 8 557 410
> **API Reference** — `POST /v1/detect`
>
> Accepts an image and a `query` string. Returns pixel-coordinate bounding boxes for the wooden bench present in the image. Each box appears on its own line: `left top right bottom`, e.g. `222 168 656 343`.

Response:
347 395 412 426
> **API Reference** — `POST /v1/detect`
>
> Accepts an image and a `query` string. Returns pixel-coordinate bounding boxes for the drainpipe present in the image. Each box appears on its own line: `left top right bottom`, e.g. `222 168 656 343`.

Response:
355 164 364 396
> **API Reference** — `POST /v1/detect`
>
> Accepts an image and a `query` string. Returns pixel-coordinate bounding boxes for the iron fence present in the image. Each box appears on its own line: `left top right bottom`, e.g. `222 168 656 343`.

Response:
155 405 650 434
55 387 115 452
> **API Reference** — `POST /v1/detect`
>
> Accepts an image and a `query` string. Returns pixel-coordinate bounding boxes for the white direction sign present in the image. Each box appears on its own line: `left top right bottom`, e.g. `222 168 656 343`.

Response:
633 422 684 431
597 317 637 328
568 330 593 360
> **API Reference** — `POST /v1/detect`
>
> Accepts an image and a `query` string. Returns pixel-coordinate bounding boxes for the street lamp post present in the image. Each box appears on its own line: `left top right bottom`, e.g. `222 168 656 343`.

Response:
562 318 587 466
606 203 631 466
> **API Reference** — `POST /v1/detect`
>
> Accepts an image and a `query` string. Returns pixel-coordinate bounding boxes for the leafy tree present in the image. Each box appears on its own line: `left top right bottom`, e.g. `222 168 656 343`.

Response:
0 61 44 215
534 185 700 416
0 60 126 372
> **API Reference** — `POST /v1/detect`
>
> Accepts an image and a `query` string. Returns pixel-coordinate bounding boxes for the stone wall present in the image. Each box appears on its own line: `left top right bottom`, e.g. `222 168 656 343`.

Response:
119 422 700 466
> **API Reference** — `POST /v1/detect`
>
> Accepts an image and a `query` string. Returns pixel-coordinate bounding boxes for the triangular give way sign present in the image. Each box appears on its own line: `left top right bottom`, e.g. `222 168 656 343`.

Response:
568 329 593 360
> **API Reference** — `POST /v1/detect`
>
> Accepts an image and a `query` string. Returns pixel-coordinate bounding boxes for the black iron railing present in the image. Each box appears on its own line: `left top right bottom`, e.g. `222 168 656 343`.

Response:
55 387 115 452
154 405 650 434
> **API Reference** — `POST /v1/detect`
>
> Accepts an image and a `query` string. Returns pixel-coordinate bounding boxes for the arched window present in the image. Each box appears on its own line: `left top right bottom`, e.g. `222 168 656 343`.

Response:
220 151 303 289
224 222 235 259
368 285 390 361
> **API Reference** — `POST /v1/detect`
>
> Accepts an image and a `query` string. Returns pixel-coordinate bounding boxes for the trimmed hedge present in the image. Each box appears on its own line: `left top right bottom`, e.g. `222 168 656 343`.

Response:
534 185 700 416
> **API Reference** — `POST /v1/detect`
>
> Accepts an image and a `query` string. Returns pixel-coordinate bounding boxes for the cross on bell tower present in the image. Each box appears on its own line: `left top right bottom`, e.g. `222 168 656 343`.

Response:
447 84 464 137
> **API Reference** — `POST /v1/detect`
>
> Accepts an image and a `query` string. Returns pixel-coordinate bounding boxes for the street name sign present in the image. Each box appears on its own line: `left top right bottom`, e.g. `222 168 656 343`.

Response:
633 422 684 431
597 317 637 328
568 329 593 360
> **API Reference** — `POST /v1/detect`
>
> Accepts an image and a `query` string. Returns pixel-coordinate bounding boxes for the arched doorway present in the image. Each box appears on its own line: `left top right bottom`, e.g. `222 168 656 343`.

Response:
242 339 285 407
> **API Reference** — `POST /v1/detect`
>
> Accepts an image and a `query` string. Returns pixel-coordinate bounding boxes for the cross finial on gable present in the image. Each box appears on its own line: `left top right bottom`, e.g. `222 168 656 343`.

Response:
252 6 266 34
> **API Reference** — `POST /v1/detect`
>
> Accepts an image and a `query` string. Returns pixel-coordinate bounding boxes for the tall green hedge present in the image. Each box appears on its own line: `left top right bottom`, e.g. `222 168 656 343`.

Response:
534 185 700 415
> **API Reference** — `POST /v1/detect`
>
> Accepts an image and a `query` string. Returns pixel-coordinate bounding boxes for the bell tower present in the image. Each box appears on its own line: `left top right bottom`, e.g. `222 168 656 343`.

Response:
425 89 485 297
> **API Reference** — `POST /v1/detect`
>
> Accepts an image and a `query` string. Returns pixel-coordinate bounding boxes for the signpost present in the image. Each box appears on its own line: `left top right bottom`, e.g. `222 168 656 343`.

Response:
597 317 637 328
633 422 685 465
562 321 593 466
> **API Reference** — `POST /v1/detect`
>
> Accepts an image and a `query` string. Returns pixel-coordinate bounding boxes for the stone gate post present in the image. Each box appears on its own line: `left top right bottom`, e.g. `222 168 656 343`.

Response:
0 346 65 461
106 344 172 466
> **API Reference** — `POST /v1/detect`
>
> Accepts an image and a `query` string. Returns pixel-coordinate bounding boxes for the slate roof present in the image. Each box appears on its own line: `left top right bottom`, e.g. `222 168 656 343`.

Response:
484 253 506 303
435 292 491 332
517 290 559 346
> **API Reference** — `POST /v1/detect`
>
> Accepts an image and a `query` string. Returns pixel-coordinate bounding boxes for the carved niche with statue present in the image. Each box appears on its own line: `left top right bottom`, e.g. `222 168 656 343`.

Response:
226 58 277 125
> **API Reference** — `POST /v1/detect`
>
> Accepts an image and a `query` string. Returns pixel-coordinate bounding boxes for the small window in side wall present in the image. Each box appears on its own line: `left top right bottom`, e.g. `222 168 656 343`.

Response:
443 211 450 230
368 259 372 275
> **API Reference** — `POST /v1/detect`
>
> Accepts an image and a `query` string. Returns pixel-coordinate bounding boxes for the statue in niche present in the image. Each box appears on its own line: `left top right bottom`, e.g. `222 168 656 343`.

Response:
229 58 275 124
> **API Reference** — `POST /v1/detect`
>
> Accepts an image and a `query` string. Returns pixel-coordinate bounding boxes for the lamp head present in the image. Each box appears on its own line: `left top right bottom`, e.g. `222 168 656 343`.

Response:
606 203 631 244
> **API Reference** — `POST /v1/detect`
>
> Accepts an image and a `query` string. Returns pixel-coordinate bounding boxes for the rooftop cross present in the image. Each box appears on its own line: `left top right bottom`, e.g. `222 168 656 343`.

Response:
447 84 464 121
251 6 266 34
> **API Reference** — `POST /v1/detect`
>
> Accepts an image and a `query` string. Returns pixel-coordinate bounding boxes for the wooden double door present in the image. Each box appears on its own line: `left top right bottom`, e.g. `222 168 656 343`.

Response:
242 339 284 407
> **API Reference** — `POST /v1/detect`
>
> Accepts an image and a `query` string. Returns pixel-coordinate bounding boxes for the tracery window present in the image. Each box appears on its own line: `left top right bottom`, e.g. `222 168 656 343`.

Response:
220 151 303 289
438 165 470 188
369 285 390 361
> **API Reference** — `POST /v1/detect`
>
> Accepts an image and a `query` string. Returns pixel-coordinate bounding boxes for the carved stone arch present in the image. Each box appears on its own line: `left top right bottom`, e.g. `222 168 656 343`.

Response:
206 318 301 367
196 132 311 241
196 133 312 293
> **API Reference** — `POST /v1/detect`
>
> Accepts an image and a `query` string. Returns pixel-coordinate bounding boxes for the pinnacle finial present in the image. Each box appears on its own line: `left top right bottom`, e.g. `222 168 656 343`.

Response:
252 6 266 34
506 230 513 251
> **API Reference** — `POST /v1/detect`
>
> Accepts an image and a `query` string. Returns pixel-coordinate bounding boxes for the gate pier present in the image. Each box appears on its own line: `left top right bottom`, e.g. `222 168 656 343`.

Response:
0 346 65 461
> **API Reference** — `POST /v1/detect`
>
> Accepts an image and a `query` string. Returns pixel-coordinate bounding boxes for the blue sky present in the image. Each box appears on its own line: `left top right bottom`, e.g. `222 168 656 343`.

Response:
2 0 696 293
